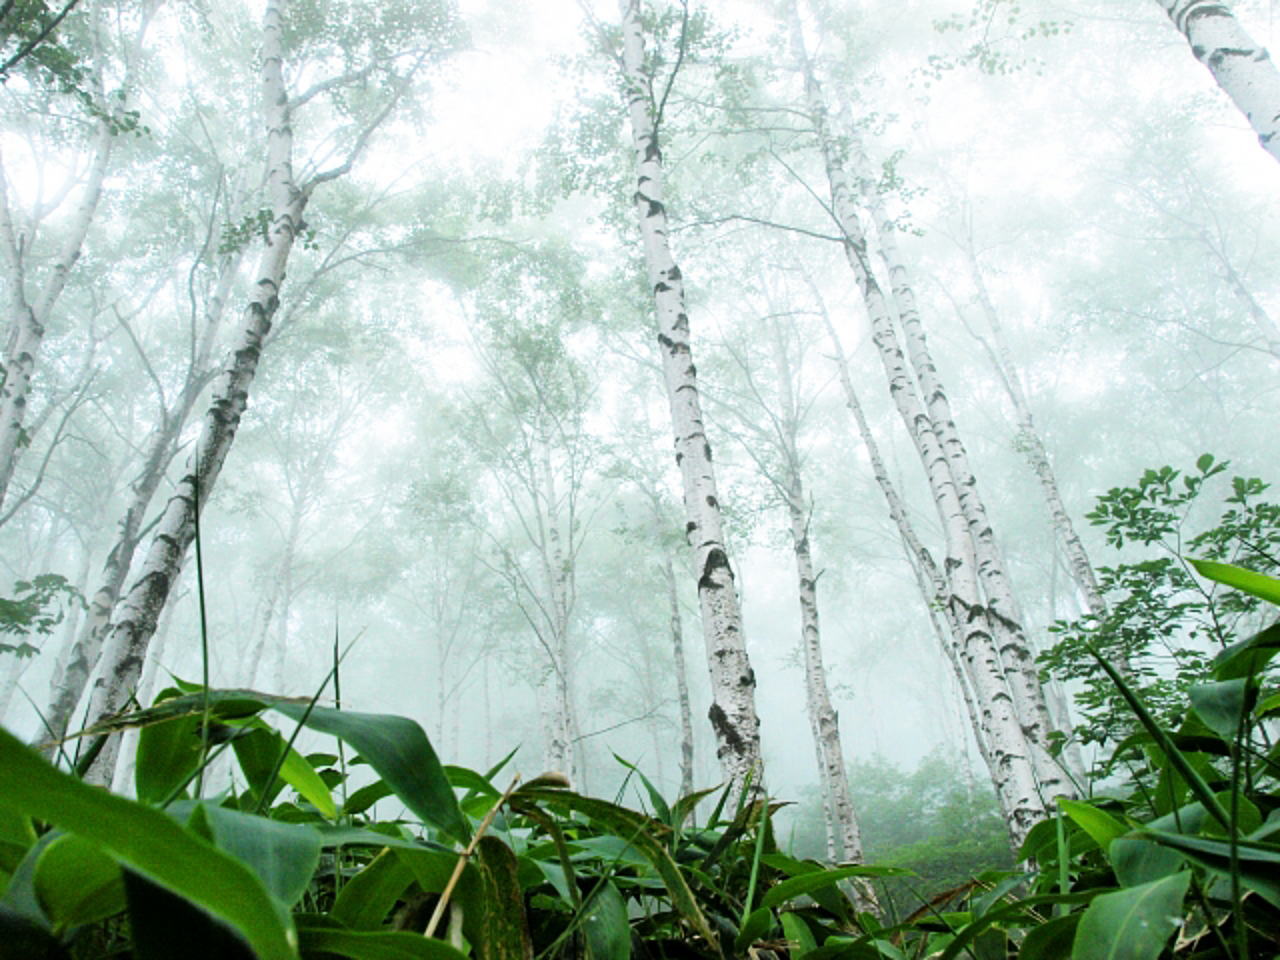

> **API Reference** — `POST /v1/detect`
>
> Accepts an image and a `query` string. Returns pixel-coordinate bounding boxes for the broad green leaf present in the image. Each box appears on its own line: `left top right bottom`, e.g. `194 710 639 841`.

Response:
1056 799 1128 852
124 869 258 960
469 836 533 960
1018 913 1079 959
1109 836 1183 887
582 878 630 960
33 834 124 932
76 690 465 843
1189 558 1280 605
1212 622 1280 680
342 780 394 816
780 912 817 959
232 725 337 819
194 803 322 906
330 848 415 930
296 921 470 960
734 906 774 954
0 726 296 960
1188 679 1249 740
760 864 913 909
512 786 715 944
316 825 450 854
938 893 1095 960
134 705 202 804
1145 829 1280 907
271 703 467 843
1070 873 1189 960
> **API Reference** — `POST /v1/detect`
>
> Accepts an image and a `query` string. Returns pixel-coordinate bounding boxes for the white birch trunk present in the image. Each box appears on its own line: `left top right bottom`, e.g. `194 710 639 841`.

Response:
661 554 695 797
618 0 763 794
0 126 113 514
44 202 244 747
82 0 309 783
790 8 1047 843
1156 0 1280 165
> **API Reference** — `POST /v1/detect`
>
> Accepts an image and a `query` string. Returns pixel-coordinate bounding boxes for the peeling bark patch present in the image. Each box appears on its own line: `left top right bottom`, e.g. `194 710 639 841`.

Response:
698 547 733 591
708 702 745 754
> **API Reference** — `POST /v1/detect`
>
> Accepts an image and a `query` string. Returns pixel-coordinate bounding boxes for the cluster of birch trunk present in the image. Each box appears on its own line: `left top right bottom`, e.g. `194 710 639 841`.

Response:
0 0 1277 864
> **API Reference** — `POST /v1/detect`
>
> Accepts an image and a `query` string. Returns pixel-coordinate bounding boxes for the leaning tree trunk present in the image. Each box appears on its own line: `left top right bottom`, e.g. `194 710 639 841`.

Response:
866 190 1069 800
790 6 1049 844
617 0 763 794
962 246 1107 625
1155 0 1280 165
815 301 1033 848
81 0 309 785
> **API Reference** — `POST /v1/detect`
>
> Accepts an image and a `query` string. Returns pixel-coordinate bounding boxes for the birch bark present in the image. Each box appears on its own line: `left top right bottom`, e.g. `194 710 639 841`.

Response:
660 554 695 798
44 255 236 746
80 0 354 782
1155 0 1280 165
789 6 1051 842
617 0 763 794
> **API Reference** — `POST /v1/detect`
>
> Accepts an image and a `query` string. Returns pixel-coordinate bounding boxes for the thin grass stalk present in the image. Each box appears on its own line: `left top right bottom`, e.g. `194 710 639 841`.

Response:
193 450 212 798
741 798 769 924
424 774 523 939
252 636 359 816
1087 642 1230 829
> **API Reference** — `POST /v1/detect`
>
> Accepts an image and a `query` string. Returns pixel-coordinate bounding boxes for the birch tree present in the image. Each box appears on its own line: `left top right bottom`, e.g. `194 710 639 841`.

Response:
1154 0 1280 165
81 0 461 783
615 0 763 794
781 1 1072 840
0 0 156 519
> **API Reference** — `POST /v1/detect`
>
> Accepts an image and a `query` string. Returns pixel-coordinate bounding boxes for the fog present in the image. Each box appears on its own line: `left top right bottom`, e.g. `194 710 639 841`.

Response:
2 0 1279 856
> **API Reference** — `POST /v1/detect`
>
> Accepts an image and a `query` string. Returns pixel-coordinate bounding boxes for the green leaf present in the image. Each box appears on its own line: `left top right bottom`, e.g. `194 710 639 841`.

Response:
1144 829 1280 908
297 920 470 960
134 704 202 804
583 878 630 960
734 905 774 954
33 834 124 933
1212 622 1280 681
1018 913 1079 959
330 848 415 930
79 690 466 843
1109 836 1184 887
1189 558 1280 605
614 754 671 825
194 803 322 906
342 780 394 816
0 726 296 960
1056 799 1128 852
760 864 912 909
270 703 467 843
469 836 534 960
1070 873 1189 960
512 786 715 944
232 725 337 819
1188 679 1249 740
124 869 259 960
780 912 818 959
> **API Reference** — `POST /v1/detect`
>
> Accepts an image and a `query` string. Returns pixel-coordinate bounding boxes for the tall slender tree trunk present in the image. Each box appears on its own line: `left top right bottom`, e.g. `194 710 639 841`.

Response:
617 0 763 794
660 554 695 797
816 301 1034 847
44 251 240 747
0 125 113 515
1155 0 1280 165
82 0 311 784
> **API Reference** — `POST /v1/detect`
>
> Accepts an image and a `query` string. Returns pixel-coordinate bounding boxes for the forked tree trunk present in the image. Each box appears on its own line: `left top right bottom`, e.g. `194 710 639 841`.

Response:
1155 0 1280 165
618 0 763 794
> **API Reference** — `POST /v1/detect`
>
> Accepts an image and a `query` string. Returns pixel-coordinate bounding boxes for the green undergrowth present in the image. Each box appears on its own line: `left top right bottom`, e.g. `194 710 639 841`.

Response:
1 557 1278 958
